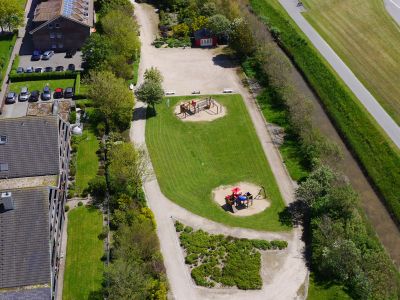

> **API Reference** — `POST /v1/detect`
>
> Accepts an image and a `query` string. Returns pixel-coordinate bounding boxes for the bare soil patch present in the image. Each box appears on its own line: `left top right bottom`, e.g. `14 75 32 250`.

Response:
174 98 226 122
212 182 270 216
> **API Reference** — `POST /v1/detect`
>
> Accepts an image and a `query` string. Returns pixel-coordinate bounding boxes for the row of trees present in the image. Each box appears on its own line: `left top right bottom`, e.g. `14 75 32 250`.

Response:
191 0 400 298
82 0 140 80
0 0 24 33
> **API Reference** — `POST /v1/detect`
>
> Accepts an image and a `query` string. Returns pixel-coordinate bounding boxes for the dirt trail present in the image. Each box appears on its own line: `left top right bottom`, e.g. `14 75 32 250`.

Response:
131 2 308 299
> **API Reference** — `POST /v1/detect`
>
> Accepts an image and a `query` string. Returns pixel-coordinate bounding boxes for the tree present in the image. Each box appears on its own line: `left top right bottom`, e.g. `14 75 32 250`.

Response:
0 0 24 32
229 18 255 58
144 67 163 83
208 14 231 40
191 15 208 32
97 0 134 16
87 176 107 201
87 71 134 131
172 23 190 38
136 80 164 108
82 33 111 70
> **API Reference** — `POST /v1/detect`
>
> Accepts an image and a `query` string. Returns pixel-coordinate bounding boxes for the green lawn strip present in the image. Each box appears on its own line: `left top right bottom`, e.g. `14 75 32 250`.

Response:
307 274 352 300
256 89 309 181
175 221 287 289
302 0 400 125
63 206 104 300
250 0 400 223
146 95 288 231
8 79 75 93
75 129 100 194
0 34 17 90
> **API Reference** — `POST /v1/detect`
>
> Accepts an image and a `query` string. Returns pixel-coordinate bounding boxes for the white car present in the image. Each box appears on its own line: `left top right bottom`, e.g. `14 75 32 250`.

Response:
18 87 30 102
165 90 176 95
42 50 54 60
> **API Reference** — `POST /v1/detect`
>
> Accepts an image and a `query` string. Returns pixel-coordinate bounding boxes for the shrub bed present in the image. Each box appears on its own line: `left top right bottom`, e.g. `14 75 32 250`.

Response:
250 0 400 223
175 221 287 290
9 71 79 82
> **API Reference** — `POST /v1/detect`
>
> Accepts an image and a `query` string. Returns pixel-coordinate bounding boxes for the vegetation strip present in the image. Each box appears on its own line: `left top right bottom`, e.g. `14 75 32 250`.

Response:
146 95 288 231
250 0 400 224
175 221 287 289
62 206 104 300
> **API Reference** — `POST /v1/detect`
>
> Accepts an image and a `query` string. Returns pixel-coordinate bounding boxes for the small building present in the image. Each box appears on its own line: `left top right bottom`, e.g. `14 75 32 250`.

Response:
194 28 217 47
0 116 71 299
29 0 94 52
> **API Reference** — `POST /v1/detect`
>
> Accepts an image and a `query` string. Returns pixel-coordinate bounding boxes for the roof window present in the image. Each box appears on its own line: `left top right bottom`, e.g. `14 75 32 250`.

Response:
0 135 7 144
0 163 9 171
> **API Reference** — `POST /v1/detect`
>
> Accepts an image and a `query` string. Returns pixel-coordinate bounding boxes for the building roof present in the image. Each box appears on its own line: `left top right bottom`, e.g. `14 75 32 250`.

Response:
0 287 51 299
32 0 93 27
0 116 60 180
0 187 51 290
194 28 214 39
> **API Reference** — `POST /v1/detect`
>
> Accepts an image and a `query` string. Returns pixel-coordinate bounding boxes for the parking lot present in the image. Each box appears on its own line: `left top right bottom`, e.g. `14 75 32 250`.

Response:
18 51 83 72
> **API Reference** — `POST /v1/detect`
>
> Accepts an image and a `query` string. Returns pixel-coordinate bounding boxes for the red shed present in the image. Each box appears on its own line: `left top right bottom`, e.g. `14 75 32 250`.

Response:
194 28 217 47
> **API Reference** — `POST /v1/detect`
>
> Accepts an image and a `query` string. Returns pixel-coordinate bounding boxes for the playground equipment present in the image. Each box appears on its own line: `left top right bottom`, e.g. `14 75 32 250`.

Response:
178 97 222 118
224 187 254 210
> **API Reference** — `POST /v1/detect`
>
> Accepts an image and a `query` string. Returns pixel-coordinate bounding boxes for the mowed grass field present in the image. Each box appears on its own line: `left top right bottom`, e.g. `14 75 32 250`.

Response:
63 206 104 300
75 129 100 194
302 0 400 124
146 95 288 231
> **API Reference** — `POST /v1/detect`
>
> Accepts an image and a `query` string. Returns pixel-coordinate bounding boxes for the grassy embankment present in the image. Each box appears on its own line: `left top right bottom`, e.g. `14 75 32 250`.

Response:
250 0 400 225
303 0 400 125
146 95 288 231
63 206 104 300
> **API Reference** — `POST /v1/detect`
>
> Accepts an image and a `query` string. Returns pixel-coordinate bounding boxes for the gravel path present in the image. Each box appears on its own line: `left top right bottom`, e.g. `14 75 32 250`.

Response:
131 2 308 299
279 0 400 149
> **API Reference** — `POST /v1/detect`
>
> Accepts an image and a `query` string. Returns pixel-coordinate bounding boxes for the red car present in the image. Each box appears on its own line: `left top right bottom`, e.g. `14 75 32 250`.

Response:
54 88 64 99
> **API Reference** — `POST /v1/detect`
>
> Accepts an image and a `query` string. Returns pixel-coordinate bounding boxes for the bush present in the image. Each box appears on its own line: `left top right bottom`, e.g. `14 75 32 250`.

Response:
98 226 109 240
69 111 77 124
270 240 288 250
87 176 107 200
78 201 83 206
65 205 70 212
9 71 78 82
175 221 184 232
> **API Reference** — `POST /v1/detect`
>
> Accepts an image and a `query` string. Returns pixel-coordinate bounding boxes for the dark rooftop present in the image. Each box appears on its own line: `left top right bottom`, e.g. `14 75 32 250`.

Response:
0 188 50 290
0 287 51 299
0 116 60 180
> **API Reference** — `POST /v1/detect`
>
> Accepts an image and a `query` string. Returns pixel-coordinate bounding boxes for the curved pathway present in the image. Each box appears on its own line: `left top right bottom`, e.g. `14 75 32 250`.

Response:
279 0 400 149
131 2 308 299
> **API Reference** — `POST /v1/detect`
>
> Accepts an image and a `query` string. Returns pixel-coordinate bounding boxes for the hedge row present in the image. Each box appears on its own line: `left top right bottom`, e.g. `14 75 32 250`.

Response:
9 71 79 82
250 0 400 224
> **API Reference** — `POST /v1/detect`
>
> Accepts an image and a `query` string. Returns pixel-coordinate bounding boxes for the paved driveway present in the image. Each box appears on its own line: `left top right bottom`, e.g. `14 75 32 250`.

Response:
385 0 400 24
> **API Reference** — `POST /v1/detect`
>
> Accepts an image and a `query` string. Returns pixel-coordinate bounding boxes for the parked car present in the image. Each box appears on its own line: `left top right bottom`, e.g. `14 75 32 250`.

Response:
45 66 53 72
16 67 24 74
67 64 75 71
35 67 43 73
42 86 52 100
5 92 17 104
42 50 54 60
19 87 30 102
54 88 63 99
31 50 41 61
29 90 40 102
64 87 74 98
25 67 34 73
55 65 64 72
65 49 76 58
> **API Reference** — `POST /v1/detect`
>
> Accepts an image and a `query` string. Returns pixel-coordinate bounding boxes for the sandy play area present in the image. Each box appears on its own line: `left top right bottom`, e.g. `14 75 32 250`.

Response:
212 182 270 217
174 98 226 122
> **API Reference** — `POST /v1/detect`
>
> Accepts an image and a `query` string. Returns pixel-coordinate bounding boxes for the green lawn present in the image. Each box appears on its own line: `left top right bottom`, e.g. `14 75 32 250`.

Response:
63 206 104 300
307 275 351 300
146 95 288 231
303 0 400 125
0 34 17 89
75 129 100 194
9 79 75 93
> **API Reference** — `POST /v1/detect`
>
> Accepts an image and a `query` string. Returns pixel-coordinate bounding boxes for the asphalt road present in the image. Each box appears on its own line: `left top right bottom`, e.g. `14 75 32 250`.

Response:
385 0 400 24
279 0 400 149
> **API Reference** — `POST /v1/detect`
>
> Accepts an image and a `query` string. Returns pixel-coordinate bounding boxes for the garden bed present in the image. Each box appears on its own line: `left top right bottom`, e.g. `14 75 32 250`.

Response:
175 221 287 290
